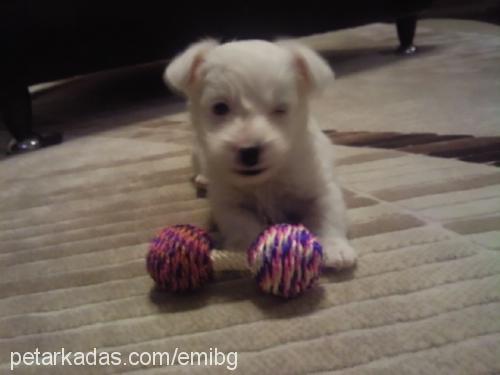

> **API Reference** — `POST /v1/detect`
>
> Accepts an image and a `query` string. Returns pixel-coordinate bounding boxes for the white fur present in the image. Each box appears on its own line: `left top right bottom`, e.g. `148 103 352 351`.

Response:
165 39 356 269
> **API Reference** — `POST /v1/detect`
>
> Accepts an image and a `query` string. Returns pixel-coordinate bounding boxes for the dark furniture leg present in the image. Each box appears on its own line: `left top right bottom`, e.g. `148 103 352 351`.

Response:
1 83 62 155
1 83 33 141
396 16 417 55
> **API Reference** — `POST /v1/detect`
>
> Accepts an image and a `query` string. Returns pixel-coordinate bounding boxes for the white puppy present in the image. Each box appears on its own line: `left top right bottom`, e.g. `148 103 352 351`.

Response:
165 39 356 269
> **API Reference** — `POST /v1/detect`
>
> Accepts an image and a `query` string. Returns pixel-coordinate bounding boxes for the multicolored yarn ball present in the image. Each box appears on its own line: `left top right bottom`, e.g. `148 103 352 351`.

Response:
247 224 323 298
146 225 214 292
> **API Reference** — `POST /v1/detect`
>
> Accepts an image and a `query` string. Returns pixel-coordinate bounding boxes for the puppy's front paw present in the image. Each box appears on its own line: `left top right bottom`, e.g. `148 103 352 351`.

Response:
193 174 209 190
321 237 357 270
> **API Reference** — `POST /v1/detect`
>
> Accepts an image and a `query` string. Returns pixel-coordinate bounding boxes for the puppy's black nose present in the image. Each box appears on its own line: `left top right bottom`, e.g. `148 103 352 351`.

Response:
238 146 260 167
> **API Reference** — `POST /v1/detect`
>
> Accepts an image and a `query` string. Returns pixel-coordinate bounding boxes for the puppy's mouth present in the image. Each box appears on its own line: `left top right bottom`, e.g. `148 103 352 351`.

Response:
234 168 266 176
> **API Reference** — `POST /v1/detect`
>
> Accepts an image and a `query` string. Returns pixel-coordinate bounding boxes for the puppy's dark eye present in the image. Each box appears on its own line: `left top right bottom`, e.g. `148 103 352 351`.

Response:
212 102 230 116
273 104 288 116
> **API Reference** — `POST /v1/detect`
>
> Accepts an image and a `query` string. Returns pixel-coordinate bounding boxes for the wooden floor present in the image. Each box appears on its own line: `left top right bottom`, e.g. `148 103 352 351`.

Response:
325 131 500 167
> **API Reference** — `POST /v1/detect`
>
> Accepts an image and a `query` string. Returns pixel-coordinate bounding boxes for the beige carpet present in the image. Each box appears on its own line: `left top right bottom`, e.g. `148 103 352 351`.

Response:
1 115 500 374
306 19 500 137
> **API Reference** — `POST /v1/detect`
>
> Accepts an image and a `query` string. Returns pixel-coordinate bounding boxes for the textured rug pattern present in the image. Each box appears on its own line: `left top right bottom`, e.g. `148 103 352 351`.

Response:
326 130 500 167
1 116 499 374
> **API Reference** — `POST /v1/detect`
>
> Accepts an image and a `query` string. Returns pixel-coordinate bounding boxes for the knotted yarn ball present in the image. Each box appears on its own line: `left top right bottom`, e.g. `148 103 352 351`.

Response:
146 225 213 292
247 224 323 298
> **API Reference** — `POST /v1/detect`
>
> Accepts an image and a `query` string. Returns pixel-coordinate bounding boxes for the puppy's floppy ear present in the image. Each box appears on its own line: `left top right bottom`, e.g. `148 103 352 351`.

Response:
164 38 219 95
277 40 334 94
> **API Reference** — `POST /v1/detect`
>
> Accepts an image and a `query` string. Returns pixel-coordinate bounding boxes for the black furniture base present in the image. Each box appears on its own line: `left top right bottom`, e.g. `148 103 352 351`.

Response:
396 16 418 54
6 132 63 155
1 83 32 141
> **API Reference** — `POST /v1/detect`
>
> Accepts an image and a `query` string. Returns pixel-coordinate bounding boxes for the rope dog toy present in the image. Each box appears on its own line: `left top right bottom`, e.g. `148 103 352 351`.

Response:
146 223 323 298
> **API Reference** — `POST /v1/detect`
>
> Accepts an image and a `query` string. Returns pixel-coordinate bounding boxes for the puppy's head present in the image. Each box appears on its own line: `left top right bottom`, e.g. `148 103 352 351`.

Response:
165 39 333 186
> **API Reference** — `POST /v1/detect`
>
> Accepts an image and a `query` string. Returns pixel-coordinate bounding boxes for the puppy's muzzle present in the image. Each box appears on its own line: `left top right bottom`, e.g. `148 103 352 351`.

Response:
235 146 267 176
238 146 261 167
